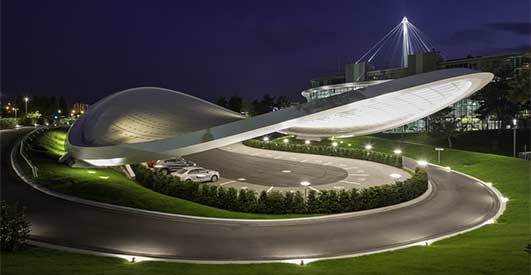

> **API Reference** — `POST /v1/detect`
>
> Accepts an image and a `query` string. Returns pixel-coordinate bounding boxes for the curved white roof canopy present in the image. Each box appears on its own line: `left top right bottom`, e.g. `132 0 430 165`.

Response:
68 68 492 166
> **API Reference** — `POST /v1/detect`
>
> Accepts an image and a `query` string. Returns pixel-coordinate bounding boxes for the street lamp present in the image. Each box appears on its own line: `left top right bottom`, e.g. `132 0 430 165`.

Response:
300 181 311 202
513 118 517 157
24 97 29 113
435 147 444 164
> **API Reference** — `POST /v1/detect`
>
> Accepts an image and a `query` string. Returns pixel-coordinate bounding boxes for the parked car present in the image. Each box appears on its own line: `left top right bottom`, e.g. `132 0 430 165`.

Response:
172 167 220 183
152 157 196 175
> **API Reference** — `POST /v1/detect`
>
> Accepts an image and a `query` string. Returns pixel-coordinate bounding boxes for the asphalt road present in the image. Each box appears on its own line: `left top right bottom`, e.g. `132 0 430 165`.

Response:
1 129 501 262
187 148 348 187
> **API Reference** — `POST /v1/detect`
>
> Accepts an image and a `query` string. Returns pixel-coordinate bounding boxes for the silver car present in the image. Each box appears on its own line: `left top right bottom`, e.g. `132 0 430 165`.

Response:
172 167 220 183
152 157 196 175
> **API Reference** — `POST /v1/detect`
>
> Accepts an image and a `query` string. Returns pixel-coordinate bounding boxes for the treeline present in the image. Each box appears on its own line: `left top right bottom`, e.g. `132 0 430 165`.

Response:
215 94 290 116
243 139 402 168
131 164 427 214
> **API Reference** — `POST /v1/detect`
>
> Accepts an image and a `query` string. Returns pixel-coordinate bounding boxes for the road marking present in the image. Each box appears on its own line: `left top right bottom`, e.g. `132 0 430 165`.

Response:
219 180 236 186
357 170 365 173
273 156 283 159
349 173 369 177
300 159 307 163
323 162 333 165
339 164 347 167
290 157 297 161
333 186 345 189
266 186 274 193
344 167 359 170
358 178 367 181
309 186 321 193
341 180 361 185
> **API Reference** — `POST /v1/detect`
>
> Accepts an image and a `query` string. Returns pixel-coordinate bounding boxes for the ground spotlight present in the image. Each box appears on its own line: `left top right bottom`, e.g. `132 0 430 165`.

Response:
332 142 338 147
393 149 402 155
305 140 311 145
283 138 289 143
263 136 269 142
365 144 373 150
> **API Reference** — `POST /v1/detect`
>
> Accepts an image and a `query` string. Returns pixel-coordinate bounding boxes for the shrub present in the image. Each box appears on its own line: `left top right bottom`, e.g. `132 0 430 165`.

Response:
130 161 428 215
0 118 18 129
243 139 402 168
1 201 30 252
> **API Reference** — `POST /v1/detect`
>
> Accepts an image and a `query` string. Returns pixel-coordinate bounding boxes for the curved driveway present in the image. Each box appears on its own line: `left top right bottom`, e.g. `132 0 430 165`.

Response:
1 129 502 262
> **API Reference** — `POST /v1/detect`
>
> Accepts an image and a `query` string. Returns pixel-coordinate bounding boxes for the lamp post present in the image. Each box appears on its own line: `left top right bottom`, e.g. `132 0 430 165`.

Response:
300 181 311 202
24 97 29 114
513 119 517 157
435 147 444 164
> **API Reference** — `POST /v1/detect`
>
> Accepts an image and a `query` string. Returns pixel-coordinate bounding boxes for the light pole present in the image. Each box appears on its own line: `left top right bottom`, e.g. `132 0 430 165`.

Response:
24 97 29 114
435 147 444 164
513 119 517 157
300 181 311 202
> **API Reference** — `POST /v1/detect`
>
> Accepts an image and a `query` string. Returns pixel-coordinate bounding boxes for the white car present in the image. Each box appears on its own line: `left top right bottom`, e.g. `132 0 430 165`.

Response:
172 167 220 183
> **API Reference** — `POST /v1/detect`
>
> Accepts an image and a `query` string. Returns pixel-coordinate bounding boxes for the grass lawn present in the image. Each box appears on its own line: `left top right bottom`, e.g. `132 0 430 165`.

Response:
5 132 529 274
24 129 309 219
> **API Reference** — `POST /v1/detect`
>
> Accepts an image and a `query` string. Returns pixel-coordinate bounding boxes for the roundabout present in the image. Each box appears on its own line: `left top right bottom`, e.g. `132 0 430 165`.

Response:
2 128 505 263
186 143 410 193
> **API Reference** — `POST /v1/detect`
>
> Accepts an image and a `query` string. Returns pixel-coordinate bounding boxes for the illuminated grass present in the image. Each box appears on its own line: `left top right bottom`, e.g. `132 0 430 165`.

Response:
25 129 310 219
5 134 529 274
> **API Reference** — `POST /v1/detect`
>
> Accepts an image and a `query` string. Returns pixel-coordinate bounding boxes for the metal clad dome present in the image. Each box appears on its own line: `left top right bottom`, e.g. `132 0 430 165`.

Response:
70 87 244 147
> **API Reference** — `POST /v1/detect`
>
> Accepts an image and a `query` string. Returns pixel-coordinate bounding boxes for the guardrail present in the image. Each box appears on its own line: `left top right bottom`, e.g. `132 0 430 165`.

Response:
19 127 46 178
518 151 531 161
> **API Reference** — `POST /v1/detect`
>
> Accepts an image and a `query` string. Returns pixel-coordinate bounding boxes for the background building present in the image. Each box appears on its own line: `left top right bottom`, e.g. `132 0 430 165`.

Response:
304 50 530 133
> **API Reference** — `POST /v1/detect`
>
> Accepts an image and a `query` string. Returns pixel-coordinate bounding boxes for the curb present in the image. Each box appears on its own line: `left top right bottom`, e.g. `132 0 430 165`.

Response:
10 130 505 264
11 129 433 223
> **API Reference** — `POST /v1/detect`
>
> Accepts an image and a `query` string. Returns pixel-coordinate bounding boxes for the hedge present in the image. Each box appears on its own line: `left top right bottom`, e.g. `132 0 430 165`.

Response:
131 164 427 215
0 118 19 129
242 139 402 168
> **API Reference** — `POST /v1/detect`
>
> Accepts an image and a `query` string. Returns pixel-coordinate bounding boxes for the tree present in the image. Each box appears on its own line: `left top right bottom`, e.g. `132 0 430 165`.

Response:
275 96 290 109
1 201 30 251
215 96 228 108
428 107 457 148
472 64 518 130
228 96 243 113
508 68 530 113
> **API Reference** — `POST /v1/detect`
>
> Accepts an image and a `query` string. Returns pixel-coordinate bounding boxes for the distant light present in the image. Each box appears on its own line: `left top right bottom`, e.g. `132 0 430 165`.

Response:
512 119 517 126
282 170 292 173
348 144 351 147
87 170 96 174
24 97 29 102
300 181 311 187
263 136 269 142
58 109 62 114
99 176 109 180
283 138 289 143
332 142 338 147
401 16 408 23
389 173 402 179
339 141 344 144
393 149 402 155
305 140 311 145
417 160 428 166
80 110 84 114
365 144 373 150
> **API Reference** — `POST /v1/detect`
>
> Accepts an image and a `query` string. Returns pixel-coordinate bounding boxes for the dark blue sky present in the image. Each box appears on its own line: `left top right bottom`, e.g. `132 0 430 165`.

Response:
2 0 530 104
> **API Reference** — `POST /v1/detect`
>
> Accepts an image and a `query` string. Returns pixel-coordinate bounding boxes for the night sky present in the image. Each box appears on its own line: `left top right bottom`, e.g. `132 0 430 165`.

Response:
2 0 530 104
